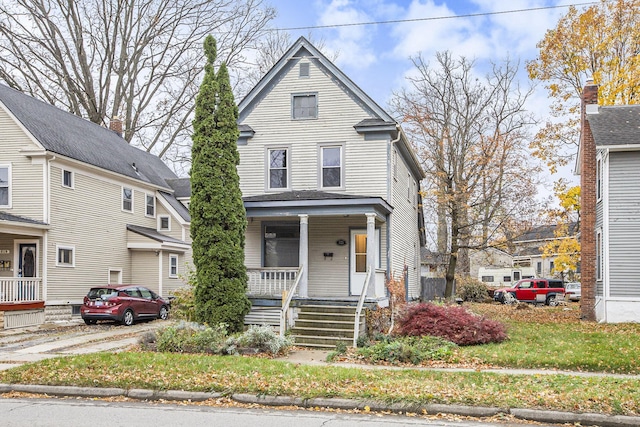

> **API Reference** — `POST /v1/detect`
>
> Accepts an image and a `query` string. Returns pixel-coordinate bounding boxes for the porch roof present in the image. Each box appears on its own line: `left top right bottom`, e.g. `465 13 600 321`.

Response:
0 212 49 236
126 224 190 252
243 190 392 221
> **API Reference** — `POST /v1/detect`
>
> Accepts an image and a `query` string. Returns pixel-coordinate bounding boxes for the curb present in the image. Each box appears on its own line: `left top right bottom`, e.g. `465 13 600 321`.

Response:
2 383 640 426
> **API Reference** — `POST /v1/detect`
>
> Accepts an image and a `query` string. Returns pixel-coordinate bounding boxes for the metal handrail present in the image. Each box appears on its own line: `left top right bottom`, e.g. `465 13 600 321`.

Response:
353 267 372 347
280 265 303 336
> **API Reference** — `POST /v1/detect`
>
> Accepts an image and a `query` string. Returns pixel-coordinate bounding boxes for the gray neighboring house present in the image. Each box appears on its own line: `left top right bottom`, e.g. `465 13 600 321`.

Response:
0 83 192 328
577 81 640 322
512 223 579 278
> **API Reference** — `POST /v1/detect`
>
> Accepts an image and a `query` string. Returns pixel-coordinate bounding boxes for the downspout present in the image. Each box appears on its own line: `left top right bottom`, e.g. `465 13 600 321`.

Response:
44 155 55 304
387 126 402 289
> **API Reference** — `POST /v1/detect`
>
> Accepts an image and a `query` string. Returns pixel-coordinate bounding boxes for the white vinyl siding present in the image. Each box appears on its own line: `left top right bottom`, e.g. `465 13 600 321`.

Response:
46 166 190 302
238 60 388 198
390 152 421 299
0 106 45 219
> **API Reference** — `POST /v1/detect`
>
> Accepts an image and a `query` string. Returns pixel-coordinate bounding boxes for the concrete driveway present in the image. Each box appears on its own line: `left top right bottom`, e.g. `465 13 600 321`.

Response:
0 319 168 371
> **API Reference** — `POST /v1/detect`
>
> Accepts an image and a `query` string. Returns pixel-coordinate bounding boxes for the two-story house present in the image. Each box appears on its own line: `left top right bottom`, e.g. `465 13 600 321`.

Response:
0 83 191 328
577 81 640 322
236 36 425 328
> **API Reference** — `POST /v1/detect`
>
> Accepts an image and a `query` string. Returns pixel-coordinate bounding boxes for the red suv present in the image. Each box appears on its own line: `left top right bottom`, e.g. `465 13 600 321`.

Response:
81 285 170 326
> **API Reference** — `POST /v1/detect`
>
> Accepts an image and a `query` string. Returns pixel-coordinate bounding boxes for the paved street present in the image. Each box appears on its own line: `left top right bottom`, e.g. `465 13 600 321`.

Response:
0 397 559 427
0 320 165 370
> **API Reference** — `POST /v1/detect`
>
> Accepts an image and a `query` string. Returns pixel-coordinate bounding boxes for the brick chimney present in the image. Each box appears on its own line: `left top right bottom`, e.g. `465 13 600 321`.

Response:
580 79 598 321
109 117 123 137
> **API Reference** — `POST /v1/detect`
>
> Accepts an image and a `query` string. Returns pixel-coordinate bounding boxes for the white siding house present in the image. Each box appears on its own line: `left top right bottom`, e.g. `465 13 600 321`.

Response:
0 83 192 327
237 37 425 305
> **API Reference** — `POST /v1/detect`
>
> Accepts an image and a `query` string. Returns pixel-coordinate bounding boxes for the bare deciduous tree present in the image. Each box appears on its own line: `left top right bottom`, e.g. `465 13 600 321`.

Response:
391 52 540 297
0 0 275 173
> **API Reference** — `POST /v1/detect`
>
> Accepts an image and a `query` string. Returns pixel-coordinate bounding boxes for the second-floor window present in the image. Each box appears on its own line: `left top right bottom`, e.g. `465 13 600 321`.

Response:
292 93 317 119
158 215 170 231
321 146 342 188
0 165 9 207
146 194 155 217
268 148 288 189
62 169 73 188
122 187 133 212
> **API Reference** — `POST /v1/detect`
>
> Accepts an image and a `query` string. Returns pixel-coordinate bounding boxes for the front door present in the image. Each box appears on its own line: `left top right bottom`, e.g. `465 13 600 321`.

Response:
18 243 36 278
349 229 380 295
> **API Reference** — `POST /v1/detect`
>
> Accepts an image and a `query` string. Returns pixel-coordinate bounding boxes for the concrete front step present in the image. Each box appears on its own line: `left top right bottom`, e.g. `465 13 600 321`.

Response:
292 334 353 349
289 326 356 338
292 304 365 348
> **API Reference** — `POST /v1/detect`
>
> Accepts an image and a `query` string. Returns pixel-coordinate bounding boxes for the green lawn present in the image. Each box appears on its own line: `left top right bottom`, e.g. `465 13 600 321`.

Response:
458 303 640 374
1 302 640 416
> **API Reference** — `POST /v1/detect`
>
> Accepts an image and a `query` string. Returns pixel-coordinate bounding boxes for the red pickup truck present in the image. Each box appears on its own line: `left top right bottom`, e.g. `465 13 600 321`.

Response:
494 278 565 306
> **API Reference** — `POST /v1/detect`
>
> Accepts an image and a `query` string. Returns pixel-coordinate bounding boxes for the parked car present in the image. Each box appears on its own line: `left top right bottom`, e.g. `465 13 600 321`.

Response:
493 278 565 306
564 282 581 301
81 285 170 326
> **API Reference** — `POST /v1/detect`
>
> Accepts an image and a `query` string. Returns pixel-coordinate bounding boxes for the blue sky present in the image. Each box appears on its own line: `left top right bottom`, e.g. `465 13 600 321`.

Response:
267 0 588 189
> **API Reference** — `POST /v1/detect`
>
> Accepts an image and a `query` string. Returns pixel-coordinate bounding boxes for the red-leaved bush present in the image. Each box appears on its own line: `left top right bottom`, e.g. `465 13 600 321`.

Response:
395 303 507 346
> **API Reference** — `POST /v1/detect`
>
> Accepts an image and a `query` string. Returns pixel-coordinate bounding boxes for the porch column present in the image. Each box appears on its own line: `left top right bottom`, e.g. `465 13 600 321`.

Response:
366 213 376 297
298 214 309 298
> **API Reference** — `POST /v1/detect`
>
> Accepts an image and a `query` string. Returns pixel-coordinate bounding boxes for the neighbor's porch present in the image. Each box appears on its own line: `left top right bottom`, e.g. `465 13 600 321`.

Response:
0 215 49 328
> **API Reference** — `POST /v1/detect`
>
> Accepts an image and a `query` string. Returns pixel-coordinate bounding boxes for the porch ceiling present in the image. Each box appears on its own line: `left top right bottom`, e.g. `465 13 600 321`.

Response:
244 191 392 222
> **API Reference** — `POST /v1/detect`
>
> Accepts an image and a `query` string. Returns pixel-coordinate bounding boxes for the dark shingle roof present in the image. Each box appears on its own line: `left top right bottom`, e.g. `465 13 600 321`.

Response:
0 211 47 226
243 190 371 202
160 191 190 222
126 224 187 245
587 105 640 146
166 178 191 198
514 222 579 243
0 84 178 189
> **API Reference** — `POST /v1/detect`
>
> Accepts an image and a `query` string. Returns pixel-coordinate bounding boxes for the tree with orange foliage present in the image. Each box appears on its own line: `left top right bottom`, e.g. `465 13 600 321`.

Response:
391 52 539 298
541 182 581 281
527 0 640 173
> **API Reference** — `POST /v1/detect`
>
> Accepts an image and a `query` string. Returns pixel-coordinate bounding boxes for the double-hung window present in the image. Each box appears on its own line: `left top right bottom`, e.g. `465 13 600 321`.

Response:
320 145 342 189
268 148 288 190
292 93 317 119
169 254 178 278
145 194 155 217
122 187 133 212
0 165 9 207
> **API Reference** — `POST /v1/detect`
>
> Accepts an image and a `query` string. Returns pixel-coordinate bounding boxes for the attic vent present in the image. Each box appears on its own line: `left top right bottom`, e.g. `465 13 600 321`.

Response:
299 63 310 78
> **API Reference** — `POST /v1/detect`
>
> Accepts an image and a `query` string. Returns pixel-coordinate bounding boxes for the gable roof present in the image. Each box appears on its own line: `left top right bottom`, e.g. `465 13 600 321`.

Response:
239 37 393 123
514 222 579 244
587 104 640 147
0 84 178 190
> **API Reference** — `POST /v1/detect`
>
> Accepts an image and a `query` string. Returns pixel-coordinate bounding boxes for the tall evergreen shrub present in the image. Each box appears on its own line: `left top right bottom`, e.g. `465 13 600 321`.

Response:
190 35 251 332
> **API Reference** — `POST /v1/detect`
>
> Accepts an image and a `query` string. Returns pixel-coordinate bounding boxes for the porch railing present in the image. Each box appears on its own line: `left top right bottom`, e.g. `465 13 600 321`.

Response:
247 268 299 297
0 278 42 303
353 267 372 347
280 265 303 336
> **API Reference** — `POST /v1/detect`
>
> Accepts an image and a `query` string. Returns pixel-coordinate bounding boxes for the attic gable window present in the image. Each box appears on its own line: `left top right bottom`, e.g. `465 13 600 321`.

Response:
292 93 317 119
